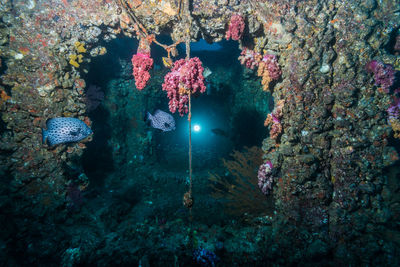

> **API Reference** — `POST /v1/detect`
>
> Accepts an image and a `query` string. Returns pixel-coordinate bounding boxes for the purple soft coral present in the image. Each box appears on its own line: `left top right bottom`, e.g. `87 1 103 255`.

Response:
258 161 274 195
388 96 400 125
366 60 396 93
261 54 282 80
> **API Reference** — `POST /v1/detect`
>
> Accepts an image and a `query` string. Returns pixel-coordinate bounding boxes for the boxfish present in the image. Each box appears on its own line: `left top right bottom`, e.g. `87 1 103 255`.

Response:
42 117 92 146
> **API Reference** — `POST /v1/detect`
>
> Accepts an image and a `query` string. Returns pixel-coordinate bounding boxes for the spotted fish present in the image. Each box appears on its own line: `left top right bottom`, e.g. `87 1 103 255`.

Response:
147 109 176 132
42 117 92 146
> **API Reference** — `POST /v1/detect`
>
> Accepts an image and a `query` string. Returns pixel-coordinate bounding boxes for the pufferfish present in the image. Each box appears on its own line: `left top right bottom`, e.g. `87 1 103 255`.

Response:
42 117 92 146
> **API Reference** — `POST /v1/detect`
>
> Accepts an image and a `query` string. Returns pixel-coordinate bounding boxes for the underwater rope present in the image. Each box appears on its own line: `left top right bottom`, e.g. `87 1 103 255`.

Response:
119 0 195 217
182 0 194 213
182 0 196 249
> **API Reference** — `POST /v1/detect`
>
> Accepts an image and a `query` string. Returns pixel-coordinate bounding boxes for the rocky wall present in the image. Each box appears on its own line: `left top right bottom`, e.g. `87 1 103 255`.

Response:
258 0 400 263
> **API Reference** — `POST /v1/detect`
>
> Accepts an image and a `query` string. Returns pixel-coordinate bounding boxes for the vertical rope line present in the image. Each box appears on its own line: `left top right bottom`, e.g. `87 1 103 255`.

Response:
185 0 192 196
184 0 193 224
188 92 192 196
184 0 191 60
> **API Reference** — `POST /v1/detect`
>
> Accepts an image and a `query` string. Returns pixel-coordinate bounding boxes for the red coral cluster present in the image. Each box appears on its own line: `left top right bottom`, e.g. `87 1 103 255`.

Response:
162 57 206 116
226 14 245 41
131 52 153 90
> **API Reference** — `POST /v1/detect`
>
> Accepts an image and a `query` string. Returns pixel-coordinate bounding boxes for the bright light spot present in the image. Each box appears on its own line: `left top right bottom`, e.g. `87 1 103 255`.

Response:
193 124 201 132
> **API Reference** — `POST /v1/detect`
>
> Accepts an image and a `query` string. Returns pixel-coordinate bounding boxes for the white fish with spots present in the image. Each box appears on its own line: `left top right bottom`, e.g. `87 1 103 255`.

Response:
147 109 176 132
42 117 93 146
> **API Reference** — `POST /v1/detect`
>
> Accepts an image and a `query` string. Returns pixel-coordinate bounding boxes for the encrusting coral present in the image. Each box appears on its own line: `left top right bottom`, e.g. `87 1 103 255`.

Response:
69 54 83 68
69 41 87 68
388 96 400 138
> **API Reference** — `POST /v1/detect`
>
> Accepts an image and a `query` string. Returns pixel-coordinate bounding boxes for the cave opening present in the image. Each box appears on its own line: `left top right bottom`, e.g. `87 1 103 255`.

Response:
81 36 267 172
78 35 271 224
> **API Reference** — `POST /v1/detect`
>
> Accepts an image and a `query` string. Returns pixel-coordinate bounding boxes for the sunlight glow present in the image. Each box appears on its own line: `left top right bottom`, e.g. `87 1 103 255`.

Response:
193 124 201 132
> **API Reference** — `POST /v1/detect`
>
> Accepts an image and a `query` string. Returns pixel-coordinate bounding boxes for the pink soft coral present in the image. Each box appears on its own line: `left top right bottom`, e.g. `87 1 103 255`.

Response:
132 38 154 90
238 48 261 69
257 54 282 91
131 52 153 90
162 57 206 116
264 99 284 139
226 14 245 41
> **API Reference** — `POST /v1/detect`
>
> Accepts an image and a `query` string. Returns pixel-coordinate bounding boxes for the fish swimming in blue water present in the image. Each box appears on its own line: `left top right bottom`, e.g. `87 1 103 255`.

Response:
211 128 229 138
42 117 92 146
146 109 176 132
